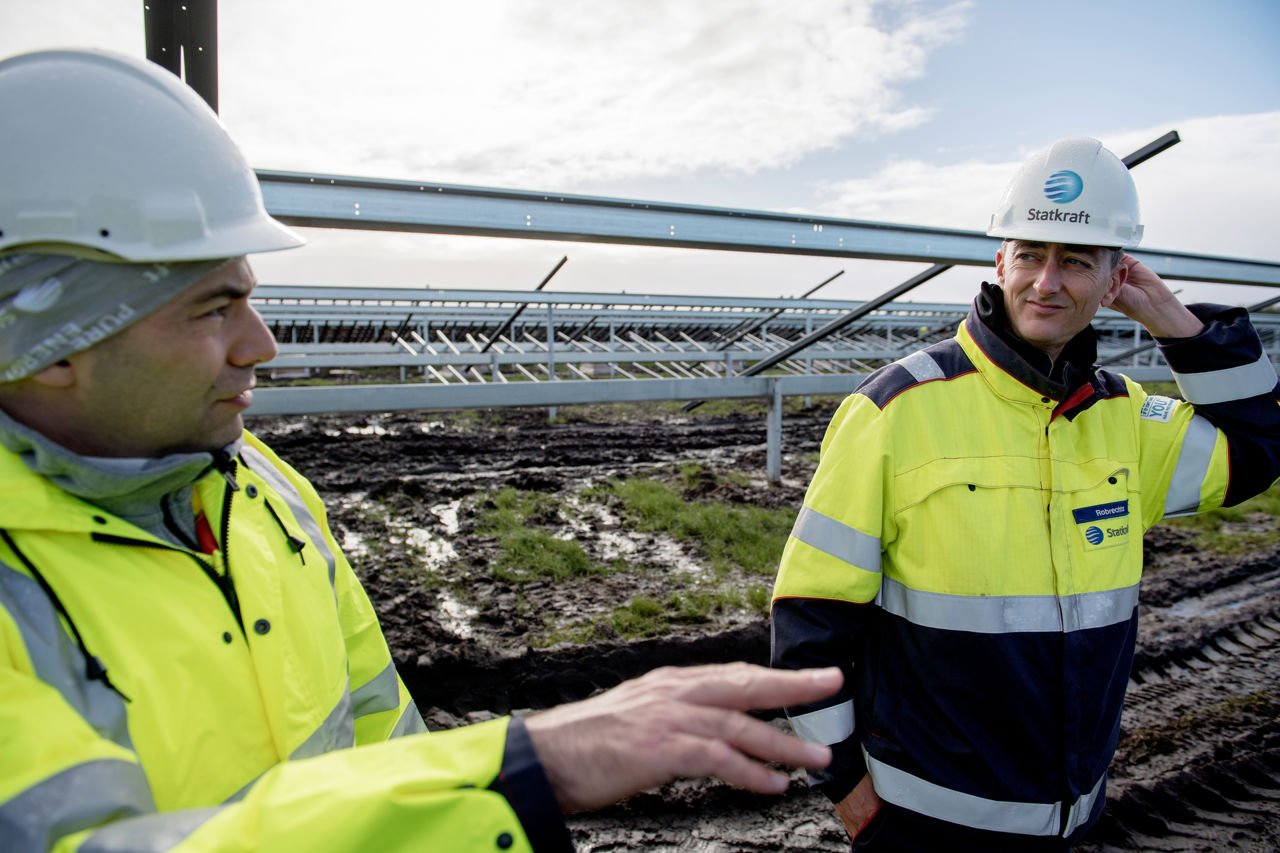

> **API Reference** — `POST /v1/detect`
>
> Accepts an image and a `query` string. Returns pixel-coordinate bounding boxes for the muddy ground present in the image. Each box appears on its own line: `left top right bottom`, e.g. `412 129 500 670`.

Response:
248 404 1280 852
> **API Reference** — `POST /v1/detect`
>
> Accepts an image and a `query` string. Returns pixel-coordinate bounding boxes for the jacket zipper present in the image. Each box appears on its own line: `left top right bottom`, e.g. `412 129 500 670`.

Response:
92 453 243 634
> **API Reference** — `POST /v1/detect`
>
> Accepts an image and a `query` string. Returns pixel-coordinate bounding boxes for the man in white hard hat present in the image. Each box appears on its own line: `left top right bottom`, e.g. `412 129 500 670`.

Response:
0 48 844 852
771 138 1280 850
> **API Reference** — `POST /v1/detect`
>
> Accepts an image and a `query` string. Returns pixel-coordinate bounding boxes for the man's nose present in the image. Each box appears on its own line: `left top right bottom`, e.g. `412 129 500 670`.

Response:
229 305 279 367
1034 264 1063 296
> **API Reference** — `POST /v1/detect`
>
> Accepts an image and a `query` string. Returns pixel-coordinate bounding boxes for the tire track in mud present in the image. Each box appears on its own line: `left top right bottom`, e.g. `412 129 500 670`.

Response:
1078 565 1280 853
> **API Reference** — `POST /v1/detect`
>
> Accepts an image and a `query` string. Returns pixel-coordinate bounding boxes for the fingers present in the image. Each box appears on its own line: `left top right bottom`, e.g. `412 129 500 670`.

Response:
644 662 843 712
664 731 795 795
526 664 842 813
673 703 832 772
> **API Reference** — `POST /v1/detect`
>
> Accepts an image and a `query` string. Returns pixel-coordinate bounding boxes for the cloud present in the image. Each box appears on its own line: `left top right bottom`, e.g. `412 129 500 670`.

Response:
218 0 970 188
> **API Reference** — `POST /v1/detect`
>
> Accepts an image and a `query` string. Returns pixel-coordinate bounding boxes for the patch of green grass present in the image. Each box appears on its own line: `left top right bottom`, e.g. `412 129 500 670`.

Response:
476 487 562 534
678 462 751 490
610 596 667 637
746 584 772 615
476 487 605 583
492 530 601 583
1160 482 1280 554
531 581 772 646
599 477 794 575
609 587 759 638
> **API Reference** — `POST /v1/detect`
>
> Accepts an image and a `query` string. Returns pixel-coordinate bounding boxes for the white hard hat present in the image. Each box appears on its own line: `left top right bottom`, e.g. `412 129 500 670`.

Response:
0 48 303 261
987 137 1142 249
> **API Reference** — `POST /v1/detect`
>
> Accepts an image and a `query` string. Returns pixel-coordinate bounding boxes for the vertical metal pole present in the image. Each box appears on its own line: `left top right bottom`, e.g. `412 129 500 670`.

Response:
547 304 557 420
767 379 783 484
804 312 814 408
423 318 430 380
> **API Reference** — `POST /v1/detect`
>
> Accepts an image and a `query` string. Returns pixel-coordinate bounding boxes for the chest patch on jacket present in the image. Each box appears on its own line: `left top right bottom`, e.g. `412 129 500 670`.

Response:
1140 396 1176 423
1073 500 1130 549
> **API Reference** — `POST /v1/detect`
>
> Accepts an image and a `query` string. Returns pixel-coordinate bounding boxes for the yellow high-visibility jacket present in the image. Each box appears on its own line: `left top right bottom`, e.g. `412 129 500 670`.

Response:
772 298 1280 844
0 431 543 852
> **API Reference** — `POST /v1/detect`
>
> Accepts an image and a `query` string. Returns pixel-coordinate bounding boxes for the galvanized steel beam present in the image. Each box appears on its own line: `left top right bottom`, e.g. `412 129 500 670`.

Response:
257 171 1280 286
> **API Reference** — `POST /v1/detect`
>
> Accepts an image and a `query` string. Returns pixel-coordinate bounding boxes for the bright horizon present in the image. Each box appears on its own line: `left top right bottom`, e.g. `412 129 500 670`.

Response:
2 0 1278 307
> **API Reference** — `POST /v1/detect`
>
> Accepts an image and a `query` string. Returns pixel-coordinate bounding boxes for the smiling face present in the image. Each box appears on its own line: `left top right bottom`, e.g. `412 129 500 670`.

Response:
62 258 278 457
995 240 1126 361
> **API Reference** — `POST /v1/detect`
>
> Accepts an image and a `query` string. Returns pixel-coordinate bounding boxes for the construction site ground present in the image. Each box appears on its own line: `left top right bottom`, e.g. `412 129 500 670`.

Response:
249 403 1280 852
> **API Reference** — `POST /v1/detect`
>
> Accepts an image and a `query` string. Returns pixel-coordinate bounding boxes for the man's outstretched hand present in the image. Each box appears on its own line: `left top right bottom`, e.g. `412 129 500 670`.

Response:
524 662 840 813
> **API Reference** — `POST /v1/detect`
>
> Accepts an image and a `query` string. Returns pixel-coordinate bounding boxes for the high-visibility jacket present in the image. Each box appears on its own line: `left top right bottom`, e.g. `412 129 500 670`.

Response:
0 431 544 852
771 300 1280 843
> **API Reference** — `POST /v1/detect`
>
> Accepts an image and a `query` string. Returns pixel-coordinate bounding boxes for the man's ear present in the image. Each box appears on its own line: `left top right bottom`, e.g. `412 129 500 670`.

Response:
1099 259 1129 308
30 359 76 389
994 246 1006 284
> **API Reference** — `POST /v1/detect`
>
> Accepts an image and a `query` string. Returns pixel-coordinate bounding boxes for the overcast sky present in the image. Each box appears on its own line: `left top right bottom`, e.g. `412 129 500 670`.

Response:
3 0 1278 306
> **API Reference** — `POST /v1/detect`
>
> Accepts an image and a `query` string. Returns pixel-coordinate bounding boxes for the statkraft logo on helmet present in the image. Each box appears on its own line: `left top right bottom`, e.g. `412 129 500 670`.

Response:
987 137 1143 249
1043 170 1084 203
1024 168 1092 224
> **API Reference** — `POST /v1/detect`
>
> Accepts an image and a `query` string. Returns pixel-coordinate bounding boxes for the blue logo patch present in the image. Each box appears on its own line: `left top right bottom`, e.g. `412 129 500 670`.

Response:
1072 500 1129 524
1044 170 1084 204
1085 526 1105 546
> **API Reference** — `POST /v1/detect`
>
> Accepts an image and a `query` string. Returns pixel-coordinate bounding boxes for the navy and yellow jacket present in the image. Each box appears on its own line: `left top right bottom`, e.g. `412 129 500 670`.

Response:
0 428 569 852
771 290 1280 842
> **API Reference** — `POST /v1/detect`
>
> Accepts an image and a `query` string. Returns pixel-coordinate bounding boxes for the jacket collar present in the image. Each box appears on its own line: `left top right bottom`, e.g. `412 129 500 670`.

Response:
0 406 239 538
964 282 1099 402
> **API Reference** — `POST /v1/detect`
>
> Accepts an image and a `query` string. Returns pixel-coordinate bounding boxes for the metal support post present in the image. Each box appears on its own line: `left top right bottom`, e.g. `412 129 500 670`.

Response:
547 304 558 420
767 379 783 484
804 312 814 408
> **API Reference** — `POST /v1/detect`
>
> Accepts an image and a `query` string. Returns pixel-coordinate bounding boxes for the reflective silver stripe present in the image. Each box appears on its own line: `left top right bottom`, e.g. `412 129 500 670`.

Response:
391 699 430 737
877 577 1138 634
791 506 881 574
1163 414 1218 518
1063 772 1107 837
898 350 944 384
239 445 337 586
289 685 355 760
227 703 424 805
787 699 854 746
866 749 1105 837
1173 352 1277 404
0 759 154 853
0 559 133 749
81 807 221 853
351 658 401 718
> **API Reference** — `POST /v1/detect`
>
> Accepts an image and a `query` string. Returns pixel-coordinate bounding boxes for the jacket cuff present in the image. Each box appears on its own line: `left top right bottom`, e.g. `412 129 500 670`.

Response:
1155 304 1255 371
811 736 868 804
490 716 574 853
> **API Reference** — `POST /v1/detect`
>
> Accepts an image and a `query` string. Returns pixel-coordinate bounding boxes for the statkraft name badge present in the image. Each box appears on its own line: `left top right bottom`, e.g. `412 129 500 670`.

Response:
1073 500 1130 550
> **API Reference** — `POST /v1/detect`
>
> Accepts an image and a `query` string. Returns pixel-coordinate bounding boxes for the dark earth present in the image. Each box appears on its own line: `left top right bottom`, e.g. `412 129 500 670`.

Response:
248 403 1280 852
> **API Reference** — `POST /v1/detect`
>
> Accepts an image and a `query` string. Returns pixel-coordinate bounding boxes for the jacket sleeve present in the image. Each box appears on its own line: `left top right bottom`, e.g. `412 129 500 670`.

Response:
1131 304 1280 530
0 653 549 853
770 392 892 802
